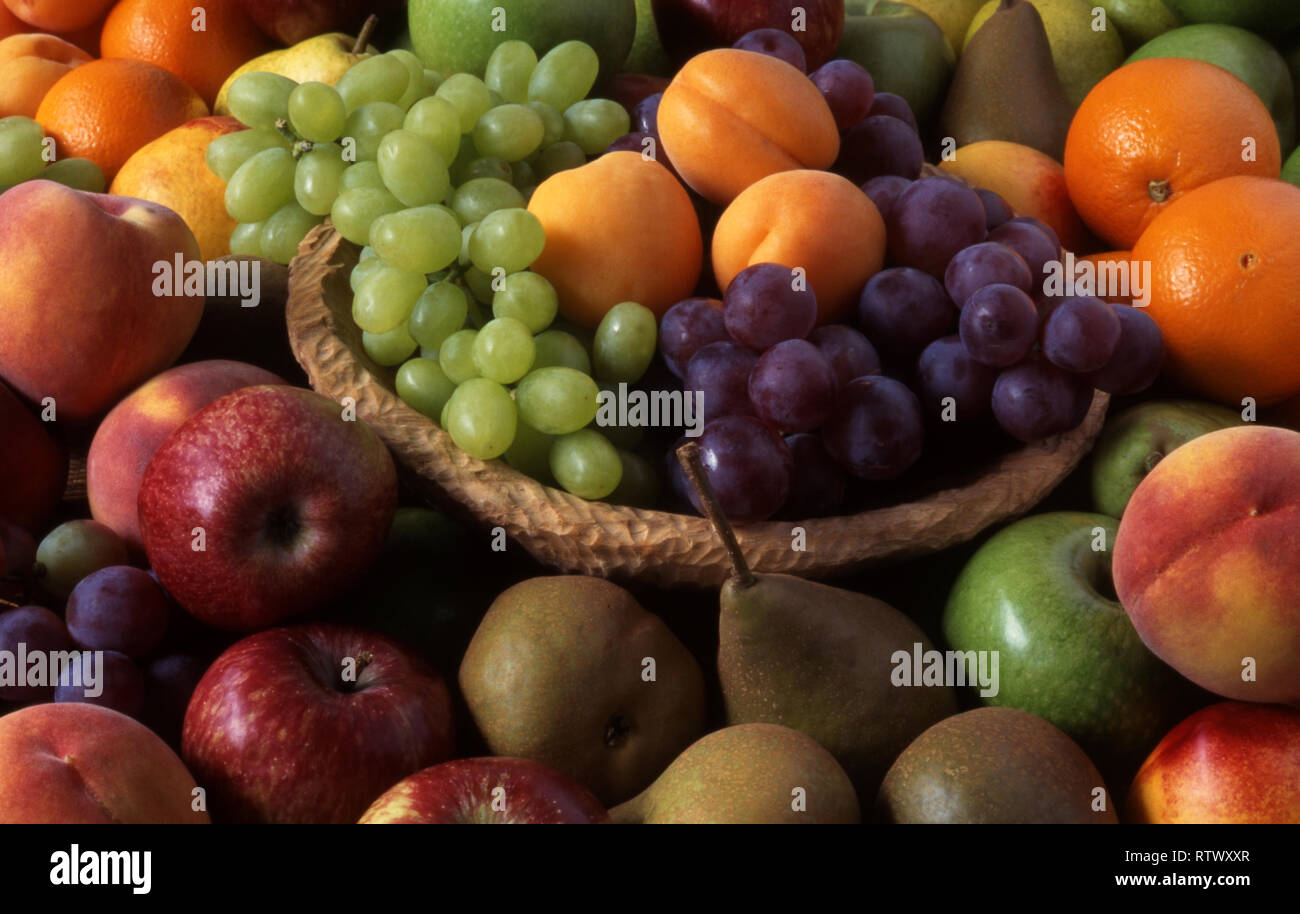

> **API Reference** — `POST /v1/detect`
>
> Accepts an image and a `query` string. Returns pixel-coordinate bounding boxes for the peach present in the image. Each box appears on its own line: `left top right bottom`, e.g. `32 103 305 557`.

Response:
938 140 1085 252
2 0 116 34
0 376 65 532
658 48 839 205
1127 702 1300 824
712 169 886 324
528 150 702 328
0 702 209 823
0 32 90 117
1114 425 1300 704
87 359 285 553
0 180 202 423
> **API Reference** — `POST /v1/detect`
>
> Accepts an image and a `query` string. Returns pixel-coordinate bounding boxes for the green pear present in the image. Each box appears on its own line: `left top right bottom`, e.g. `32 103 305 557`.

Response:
214 32 378 116
624 0 673 76
1092 0 1183 49
1285 145 1300 186
837 0 955 126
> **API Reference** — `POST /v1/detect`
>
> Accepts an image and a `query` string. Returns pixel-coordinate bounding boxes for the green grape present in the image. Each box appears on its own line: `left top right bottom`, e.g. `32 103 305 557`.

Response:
527 41 599 113
41 157 104 192
608 450 659 508
485 40 537 104
205 127 289 182
460 156 512 183
288 81 346 143
403 96 461 164
563 99 631 156
443 378 517 460
451 177 525 225
0 116 46 186
351 264 426 333
532 329 592 374
472 317 535 384
464 266 498 305
389 49 428 110
260 202 322 264
550 429 621 500
439 329 480 383
593 301 658 383
227 72 297 130
436 73 493 133
409 281 469 349
342 101 405 161
294 142 347 215
225 147 296 223
376 129 450 207
370 206 461 274
359 245 377 260
511 159 536 191
396 357 456 421
472 104 545 162
526 101 564 147
504 417 554 482
515 366 599 435
488 89 504 107
422 69 444 95
470 208 545 274
229 221 264 257
492 271 557 333
458 222 477 267
330 186 402 245
349 256 385 293
340 160 383 191
337 52 410 112
535 141 586 180
363 323 418 366
599 414 644 450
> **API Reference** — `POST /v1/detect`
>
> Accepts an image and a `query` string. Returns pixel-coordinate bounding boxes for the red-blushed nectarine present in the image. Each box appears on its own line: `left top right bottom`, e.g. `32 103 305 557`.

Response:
0 376 66 533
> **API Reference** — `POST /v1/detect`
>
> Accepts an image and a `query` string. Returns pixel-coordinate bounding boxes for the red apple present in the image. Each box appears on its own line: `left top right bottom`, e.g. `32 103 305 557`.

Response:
138 385 397 631
182 623 455 824
0 181 202 423
651 0 845 70
0 702 209 823
87 359 285 554
0 378 66 533
236 0 404 45
360 757 611 824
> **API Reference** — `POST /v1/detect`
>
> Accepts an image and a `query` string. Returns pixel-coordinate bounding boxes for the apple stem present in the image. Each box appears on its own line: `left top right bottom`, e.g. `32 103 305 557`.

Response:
0 598 17 610
353 15 379 55
676 441 756 588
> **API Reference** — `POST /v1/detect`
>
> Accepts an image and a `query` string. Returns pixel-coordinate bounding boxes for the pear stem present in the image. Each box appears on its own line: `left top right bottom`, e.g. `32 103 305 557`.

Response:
0 598 18 610
676 441 756 588
353 15 379 54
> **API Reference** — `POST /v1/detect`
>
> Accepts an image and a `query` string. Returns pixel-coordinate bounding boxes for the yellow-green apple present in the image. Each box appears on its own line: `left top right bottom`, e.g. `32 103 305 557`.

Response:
653 0 845 69
0 702 209 823
182 623 455 824
359 758 611 824
87 359 285 555
0 377 66 533
1127 701 1300 823
1114 425 1300 704
0 180 202 423
137 385 397 631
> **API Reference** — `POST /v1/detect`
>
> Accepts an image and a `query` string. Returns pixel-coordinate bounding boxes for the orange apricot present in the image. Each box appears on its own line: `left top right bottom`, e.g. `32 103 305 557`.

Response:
0 32 90 118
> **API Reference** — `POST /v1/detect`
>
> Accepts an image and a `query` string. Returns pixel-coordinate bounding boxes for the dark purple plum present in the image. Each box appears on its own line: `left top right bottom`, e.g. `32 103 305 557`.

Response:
55 649 145 719
142 653 208 748
0 605 72 701
633 91 662 135
66 565 170 659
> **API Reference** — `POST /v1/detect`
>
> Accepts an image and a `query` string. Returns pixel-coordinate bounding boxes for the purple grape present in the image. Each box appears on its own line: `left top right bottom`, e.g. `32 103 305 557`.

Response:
733 28 807 72
0 519 36 578
959 284 1041 368
0 605 72 701
634 92 662 135
888 177 988 278
684 340 758 423
1088 305 1165 395
66 565 170 659
915 336 998 424
660 297 728 378
976 188 1014 231
861 175 911 221
1042 296 1121 373
749 339 838 433
835 116 923 185
723 262 818 351
1007 215 1061 253
690 416 794 523
944 241 1033 307
607 131 651 154
858 266 956 359
822 376 924 479
55 649 145 718
142 653 208 747
988 220 1060 294
808 324 881 386
810 59 875 130
782 433 848 519
992 358 1094 442
867 92 917 132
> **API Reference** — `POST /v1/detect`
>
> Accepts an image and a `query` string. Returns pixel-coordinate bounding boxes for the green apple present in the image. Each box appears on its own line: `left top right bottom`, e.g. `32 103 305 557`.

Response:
1162 0 1300 32
1128 24 1295 152
942 512 1188 782
1090 399 1242 518
624 0 673 76
1092 0 1183 49
409 0 637 82
1285 146 1300 186
837 0 955 126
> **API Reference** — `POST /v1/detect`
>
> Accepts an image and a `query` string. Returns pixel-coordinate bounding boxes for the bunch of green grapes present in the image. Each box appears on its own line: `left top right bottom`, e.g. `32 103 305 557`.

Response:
0 116 106 194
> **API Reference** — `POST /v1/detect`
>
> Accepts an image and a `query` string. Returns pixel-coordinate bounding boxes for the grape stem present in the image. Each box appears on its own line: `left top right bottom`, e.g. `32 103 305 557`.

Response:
676 441 757 589
353 15 379 54
274 119 314 159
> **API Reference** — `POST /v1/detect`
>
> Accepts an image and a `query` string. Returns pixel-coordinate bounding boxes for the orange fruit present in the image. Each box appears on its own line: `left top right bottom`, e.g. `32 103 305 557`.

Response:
1132 176 1300 407
111 115 243 261
2 0 114 33
0 33 91 118
1064 58 1281 250
101 0 269 107
36 57 208 181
